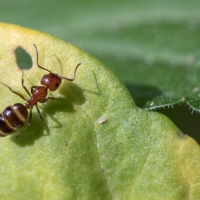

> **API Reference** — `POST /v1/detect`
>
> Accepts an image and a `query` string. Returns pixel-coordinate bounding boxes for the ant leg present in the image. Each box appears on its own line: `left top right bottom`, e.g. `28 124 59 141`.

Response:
33 44 51 73
21 70 31 97
41 96 63 103
0 81 27 101
16 108 33 138
60 63 81 81
31 86 37 94
35 104 50 133
46 97 62 100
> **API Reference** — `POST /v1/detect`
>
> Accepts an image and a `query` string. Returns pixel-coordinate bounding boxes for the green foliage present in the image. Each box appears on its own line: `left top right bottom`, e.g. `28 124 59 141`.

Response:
0 0 200 199
1 0 200 110
0 22 199 200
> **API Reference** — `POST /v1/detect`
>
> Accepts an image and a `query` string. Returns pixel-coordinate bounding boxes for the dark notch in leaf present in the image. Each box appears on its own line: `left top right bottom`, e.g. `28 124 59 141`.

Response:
15 47 32 70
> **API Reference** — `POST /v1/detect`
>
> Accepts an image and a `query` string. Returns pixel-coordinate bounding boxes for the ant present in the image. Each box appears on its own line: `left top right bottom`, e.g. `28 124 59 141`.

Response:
0 44 81 137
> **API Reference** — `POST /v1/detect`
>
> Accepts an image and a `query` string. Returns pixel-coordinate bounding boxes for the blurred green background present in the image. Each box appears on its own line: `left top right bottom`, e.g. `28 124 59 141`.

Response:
1 0 200 143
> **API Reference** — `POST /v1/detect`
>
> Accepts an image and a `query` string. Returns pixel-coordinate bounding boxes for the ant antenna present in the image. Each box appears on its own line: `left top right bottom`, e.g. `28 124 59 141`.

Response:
33 44 52 73
59 63 81 81
33 43 81 81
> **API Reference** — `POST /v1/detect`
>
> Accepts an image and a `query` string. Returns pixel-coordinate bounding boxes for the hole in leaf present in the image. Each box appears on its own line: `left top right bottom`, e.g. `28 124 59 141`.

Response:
15 47 32 70
156 105 200 144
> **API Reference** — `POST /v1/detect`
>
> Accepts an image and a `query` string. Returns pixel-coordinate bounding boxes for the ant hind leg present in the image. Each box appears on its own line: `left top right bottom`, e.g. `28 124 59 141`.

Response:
35 104 50 134
0 81 27 101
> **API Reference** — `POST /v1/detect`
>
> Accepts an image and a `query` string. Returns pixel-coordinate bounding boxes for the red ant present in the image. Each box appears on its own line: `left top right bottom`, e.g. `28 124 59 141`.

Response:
0 44 81 137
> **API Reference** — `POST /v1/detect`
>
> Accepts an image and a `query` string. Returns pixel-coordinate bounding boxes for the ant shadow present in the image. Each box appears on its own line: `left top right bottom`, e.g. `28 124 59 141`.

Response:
11 81 85 147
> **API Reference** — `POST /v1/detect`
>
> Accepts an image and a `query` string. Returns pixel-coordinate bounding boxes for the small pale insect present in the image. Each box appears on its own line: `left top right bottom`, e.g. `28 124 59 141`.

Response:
98 117 107 124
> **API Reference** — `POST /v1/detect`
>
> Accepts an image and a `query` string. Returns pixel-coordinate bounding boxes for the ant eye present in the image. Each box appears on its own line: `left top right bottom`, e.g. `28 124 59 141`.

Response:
55 83 59 87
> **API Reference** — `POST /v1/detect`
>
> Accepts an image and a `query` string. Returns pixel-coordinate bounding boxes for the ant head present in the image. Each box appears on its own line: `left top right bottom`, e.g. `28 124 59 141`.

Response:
41 73 62 92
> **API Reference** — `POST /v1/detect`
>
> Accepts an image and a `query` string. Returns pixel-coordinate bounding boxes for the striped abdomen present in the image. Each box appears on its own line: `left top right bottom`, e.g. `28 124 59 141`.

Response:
0 103 28 137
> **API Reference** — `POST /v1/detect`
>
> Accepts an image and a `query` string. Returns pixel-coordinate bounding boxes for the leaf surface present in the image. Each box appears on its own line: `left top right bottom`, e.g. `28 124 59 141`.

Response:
0 23 199 200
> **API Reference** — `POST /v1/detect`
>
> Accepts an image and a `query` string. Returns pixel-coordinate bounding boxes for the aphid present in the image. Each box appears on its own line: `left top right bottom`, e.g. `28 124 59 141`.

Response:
0 44 81 137
97 117 107 124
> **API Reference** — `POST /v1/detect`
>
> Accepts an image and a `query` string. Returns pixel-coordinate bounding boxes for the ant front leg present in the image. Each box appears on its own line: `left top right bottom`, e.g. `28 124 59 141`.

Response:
21 70 31 97
31 86 37 94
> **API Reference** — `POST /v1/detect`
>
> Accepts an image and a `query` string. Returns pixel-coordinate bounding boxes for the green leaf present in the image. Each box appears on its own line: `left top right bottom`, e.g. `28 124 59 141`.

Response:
1 0 200 111
0 23 200 200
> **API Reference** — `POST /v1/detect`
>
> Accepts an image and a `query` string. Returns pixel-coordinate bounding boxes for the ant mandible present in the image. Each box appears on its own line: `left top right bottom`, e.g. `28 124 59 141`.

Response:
0 44 81 137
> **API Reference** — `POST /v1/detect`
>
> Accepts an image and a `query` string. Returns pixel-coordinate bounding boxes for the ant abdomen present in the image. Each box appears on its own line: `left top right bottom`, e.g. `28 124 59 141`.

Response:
0 103 28 136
